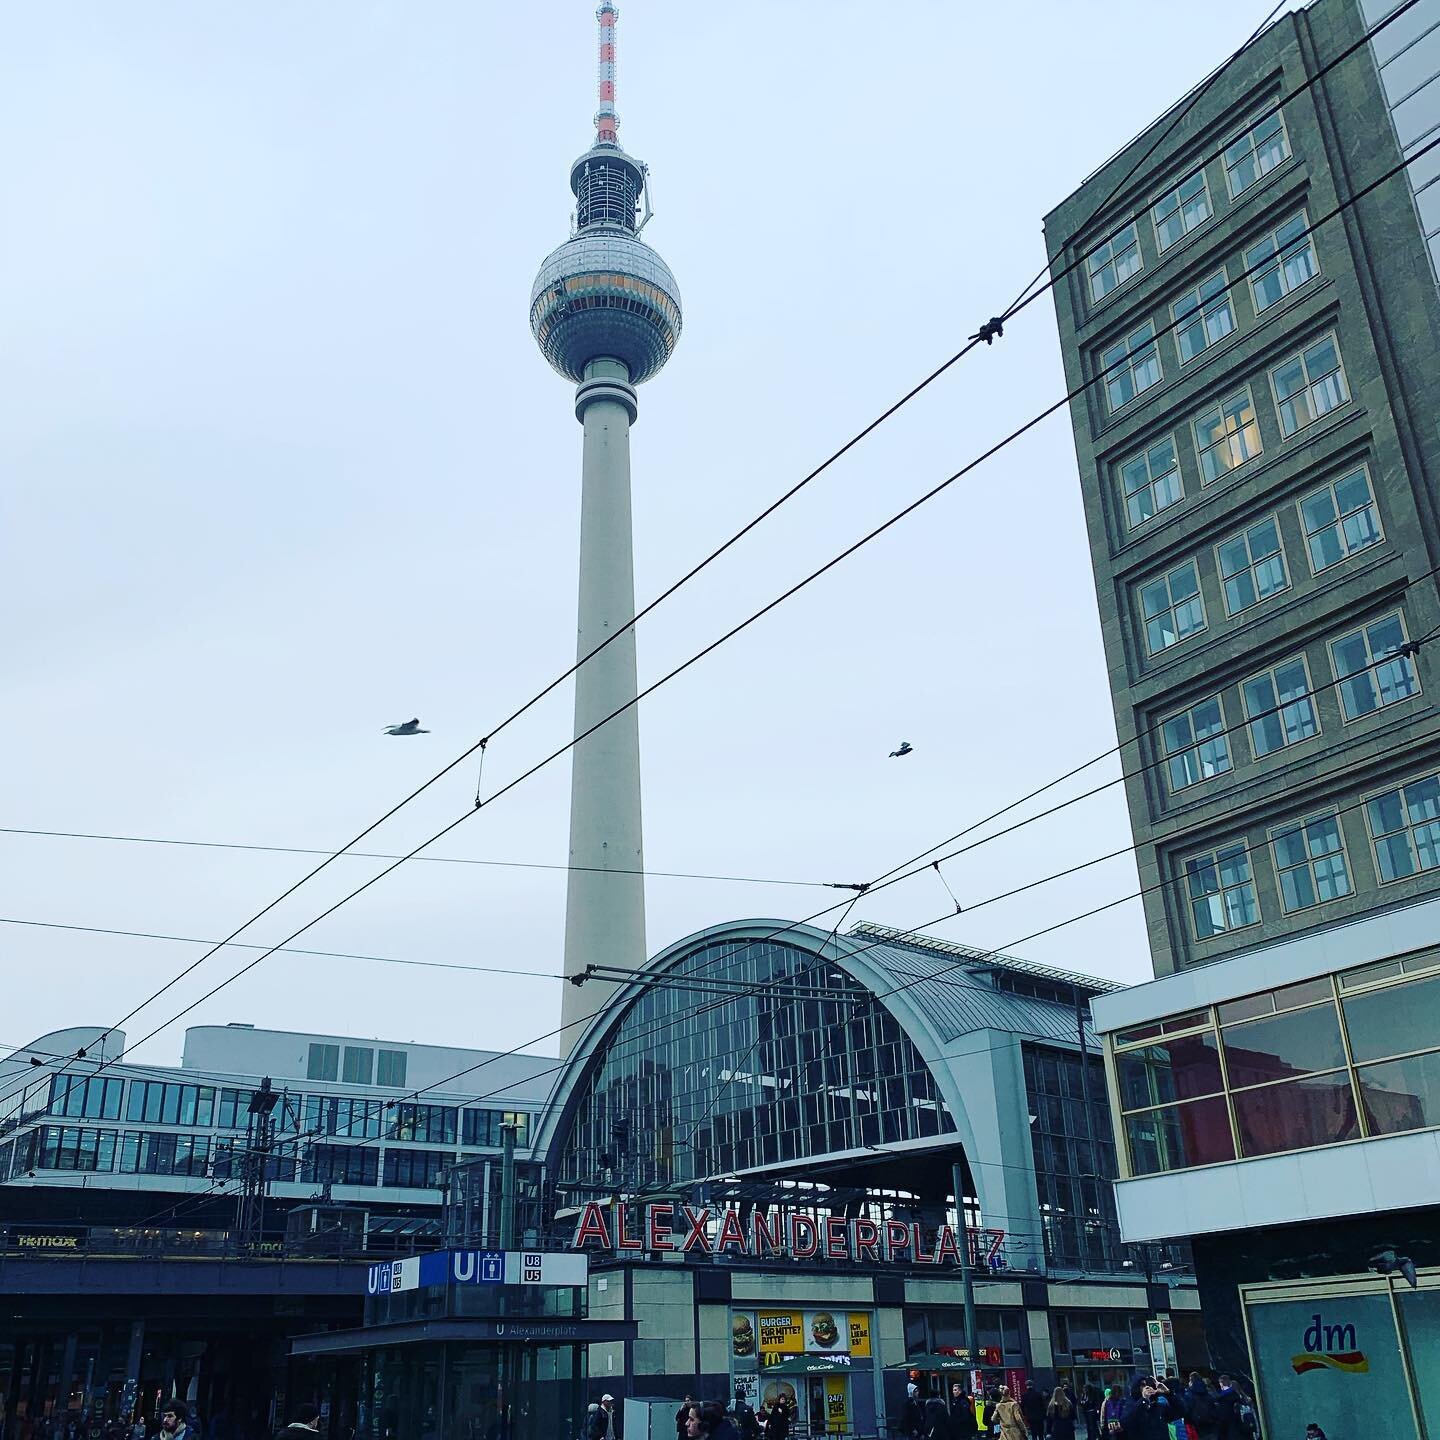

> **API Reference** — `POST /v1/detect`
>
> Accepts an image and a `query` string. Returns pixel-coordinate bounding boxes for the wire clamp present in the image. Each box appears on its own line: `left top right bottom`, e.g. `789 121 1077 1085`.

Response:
969 317 1005 346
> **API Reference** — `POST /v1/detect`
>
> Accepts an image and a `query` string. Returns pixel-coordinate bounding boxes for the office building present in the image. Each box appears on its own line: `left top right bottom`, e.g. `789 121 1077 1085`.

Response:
1045 0 1440 1424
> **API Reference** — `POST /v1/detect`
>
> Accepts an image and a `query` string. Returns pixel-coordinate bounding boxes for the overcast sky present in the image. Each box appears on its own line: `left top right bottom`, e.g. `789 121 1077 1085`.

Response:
2 1 1303 1069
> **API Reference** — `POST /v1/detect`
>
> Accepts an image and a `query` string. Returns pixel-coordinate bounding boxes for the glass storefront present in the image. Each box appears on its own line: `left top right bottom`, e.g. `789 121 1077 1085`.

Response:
1242 1272 1436 1436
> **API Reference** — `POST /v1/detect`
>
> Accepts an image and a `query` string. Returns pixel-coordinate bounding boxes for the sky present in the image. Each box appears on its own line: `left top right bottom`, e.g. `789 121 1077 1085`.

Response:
2 1 1305 1069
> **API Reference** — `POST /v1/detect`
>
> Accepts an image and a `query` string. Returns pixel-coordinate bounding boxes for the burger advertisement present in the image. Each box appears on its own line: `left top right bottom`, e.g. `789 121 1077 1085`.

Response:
735 1311 871 1364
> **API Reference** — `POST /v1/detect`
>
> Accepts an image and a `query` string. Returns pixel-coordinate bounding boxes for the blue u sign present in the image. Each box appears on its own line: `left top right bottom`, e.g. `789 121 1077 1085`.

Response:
452 1250 506 1283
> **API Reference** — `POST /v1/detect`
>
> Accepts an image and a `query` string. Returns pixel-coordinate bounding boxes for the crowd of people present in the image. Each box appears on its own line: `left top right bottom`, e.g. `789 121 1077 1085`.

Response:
897 1373 1263 1440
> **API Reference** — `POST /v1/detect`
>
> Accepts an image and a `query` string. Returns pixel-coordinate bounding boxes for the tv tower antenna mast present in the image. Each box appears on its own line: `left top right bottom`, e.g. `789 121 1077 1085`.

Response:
530 2 682 1053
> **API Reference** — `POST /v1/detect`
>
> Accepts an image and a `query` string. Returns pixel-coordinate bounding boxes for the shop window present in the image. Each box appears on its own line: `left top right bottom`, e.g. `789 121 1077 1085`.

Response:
1222 1002 1348 1087
1342 971 1440 1063
1124 1096 1235 1174
1232 1072 1359 1157
1357 1051 1440 1135
1117 1032 1223 1109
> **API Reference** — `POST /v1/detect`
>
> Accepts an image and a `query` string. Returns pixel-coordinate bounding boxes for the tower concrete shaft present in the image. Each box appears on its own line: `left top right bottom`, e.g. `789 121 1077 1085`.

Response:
561 358 645 1050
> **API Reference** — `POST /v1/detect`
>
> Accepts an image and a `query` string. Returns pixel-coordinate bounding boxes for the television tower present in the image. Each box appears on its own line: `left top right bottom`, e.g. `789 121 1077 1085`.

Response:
530 2 682 1052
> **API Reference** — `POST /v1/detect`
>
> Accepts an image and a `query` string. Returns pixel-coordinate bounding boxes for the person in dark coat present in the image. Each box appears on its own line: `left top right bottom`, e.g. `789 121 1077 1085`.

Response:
274 1407 320 1440
923 1399 954 1440
676 1400 698 1440
1018 1384 1046 1439
900 1387 925 1440
701 1404 740 1440
948 1386 979 1440
1043 1390 1075 1440
1119 1381 1169 1440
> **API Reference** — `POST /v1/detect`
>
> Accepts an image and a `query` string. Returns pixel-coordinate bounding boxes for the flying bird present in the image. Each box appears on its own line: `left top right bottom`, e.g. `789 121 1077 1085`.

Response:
889 741 914 758
383 718 430 737
1370 1249 1419 1288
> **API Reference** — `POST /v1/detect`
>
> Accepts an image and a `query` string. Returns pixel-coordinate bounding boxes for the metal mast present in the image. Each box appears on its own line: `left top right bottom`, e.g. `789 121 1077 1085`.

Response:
530 2 682 1054
234 1076 279 1252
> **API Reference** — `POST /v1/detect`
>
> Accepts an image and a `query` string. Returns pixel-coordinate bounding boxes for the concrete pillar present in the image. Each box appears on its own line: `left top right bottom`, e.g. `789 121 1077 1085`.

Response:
561 357 646 1053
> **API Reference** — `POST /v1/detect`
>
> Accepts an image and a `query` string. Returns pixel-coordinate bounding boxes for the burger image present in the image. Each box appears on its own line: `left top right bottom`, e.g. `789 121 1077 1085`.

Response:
810 1312 839 1348
733 1315 755 1356
762 1383 797 1410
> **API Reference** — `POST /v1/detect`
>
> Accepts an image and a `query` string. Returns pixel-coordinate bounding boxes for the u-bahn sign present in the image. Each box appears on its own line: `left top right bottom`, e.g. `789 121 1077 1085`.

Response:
367 1249 588 1294
569 1202 1004 1267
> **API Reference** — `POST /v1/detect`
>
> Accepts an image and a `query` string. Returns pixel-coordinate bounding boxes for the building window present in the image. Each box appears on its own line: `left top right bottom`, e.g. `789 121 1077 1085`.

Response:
391 1103 457 1145
48 1076 123 1121
117 1132 213 1177
1243 658 1320 756
342 1046 374 1085
1300 468 1382 574
35 1126 118 1173
124 1081 214 1128
1216 516 1289 615
1086 222 1143 303
1119 437 1183 530
1194 388 1262 483
1185 842 1260 940
1172 272 1235 363
1224 111 1291 197
1102 322 1162 413
306 1143 379 1187
462 1109 532 1148
1140 561 1206 654
1161 697 1232 792
1271 814 1353 913
1330 612 1420 720
382 1148 452 1189
1271 335 1350 437
1153 169 1212 251
307 1043 339 1082
1367 772 1440 883
376 1049 407 1087
1246 212 1318 312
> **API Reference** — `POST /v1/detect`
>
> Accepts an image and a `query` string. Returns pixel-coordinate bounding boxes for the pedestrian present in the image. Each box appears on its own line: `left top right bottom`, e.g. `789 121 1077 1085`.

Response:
1119 1380 1169 1440
1018 1384 1045 1439
761 1400 788 1440
901 1386 925 1440
994 1389 1026 1440
681 1410 703 1440
1098 1389 1124 1438
924 1399 954 1440
586 1398 617 1440
274 1407 321 1440
1181 1376 1217 1440
158 1409 188 1440
1044 1390 1074 1440
949 1386 979 1440
1082 1386 1101 1440
700 1403 740 1440
1212 1378 1256 1440
730 1391 759 1440
676 1400 697 1440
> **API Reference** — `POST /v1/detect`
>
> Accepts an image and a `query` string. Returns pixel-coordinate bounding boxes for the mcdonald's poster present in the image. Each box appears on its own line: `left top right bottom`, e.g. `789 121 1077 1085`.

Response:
823 1377 848 1432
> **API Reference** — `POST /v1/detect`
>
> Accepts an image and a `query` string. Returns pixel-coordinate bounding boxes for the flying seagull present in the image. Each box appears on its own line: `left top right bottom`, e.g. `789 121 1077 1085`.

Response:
1370 1248 1419 1288
889 741 913 758
383 718 429 737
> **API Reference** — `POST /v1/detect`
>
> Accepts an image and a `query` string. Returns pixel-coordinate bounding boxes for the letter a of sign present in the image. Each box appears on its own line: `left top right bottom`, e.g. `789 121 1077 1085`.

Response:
573 1201 613 1249
717 1208 747 1252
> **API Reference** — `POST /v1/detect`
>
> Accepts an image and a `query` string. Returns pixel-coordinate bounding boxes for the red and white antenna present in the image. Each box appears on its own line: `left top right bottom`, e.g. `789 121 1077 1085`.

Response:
595 1 619 145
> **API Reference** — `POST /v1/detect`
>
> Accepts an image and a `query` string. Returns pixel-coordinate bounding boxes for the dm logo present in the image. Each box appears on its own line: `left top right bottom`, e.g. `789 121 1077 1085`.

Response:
1291 1312 1369 1375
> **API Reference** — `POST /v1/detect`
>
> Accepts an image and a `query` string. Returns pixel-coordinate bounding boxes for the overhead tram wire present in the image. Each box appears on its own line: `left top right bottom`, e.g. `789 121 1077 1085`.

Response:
0 828 827 891
41 0 1406 1075
28 128 1440 1106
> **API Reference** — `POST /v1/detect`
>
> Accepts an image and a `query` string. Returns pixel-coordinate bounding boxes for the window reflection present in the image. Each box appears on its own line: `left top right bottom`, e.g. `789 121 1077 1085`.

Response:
1221 1004 1347 1087
1232 1072 1359 1156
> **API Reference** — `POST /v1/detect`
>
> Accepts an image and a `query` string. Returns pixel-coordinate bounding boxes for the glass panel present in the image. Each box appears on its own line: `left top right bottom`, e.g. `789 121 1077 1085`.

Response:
1233 1072 1359 1155
1357 1051 1440 1135
1343 972 1440 1061
1124 1096 1235 1174
1222 1003 1348 1087
1117 1032 1223 1109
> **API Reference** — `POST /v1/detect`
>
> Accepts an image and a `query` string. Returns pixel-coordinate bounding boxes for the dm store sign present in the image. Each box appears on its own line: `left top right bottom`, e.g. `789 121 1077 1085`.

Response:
1246 1295 1412 1439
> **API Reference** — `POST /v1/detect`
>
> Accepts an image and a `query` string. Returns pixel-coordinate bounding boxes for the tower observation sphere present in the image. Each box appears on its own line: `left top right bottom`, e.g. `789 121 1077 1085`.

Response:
532 1 679 1053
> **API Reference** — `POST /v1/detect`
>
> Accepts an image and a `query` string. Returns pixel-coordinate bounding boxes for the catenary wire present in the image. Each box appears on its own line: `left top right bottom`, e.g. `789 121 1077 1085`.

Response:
25 128 1440 1109
44 0 1410 1075
0 828 827 890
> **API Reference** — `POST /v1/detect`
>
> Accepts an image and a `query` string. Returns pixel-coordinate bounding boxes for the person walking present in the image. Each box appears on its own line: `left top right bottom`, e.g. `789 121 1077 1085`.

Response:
730 1391 759 1440
677 1400 697 1440
949 1387 979 1440
761 1400 789 1440
1119 1381 1170 1440
1018 1385 1045 1440
586 1398 617 1440
923 1398 955 1440
901 1386 925 1440
1043 1390 1074 1440
273 1407 321 1440
1098 1390 1124 1439
158 1408 188 1440
1181 1376 1217 1440
700 1403 740 1440
994 1389 1026 1440
1081 1386 1101 1440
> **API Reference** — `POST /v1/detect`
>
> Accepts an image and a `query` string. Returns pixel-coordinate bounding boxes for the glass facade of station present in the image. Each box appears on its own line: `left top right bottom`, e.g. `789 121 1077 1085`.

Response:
557 938 953 1190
